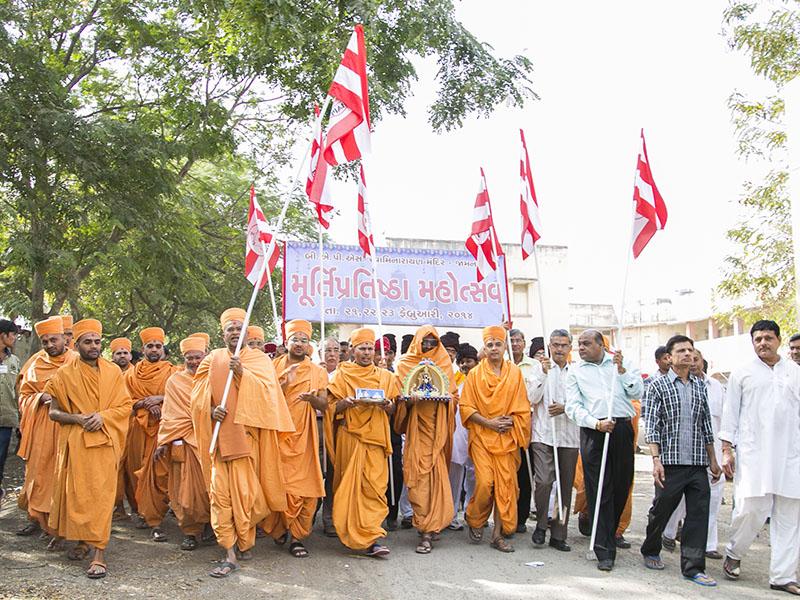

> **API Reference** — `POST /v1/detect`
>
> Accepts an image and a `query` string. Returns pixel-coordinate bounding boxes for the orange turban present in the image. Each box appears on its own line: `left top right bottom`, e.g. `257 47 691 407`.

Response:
220 308 246 328
139 327 165 345
34 317 63 337
350 327 375 348
247 326 264 342
109 338 131 353
179 337 206 354
189 332 210 347
73 319 102 341
60 315 73 329
482 326 506 344
285 319 312 340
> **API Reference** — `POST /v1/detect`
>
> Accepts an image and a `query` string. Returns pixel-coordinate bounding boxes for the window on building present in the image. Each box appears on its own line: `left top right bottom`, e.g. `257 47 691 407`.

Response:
512 283 529 316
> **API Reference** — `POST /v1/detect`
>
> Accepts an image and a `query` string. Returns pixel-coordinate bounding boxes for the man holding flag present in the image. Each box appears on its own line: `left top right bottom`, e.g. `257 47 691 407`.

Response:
191 308 294 578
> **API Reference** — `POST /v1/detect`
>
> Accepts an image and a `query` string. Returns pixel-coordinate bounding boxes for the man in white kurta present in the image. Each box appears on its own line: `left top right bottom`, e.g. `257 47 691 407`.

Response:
720 320 800 593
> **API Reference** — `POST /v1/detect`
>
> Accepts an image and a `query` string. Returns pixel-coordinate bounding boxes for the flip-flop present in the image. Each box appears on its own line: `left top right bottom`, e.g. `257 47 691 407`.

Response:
209 561 238 578
430 531 440 542
771 582 800 595
489 537 514 553
86 561 106 579
16 522 40 536
684 573 716 587
274 533 288 546
447 522 464 531
365 543 390 557
415 537 432 554
288 541 309 558
151 527 168 543
180 535 198 551
723 556 741 580
468 527 483 543
67 542 90 561
135 515 149 529
643 555 665 570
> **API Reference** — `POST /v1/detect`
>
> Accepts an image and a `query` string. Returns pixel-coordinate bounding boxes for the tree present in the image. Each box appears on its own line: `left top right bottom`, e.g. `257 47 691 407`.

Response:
0 0 536 345
716 1 799 334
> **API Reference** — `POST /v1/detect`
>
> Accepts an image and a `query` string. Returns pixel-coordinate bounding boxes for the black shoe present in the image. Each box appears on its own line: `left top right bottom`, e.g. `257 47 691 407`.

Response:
597 559 613 572
662 535 676 551
615 534 631 549
531 528 546 545
549 538 570 552
515 523 527 533
400 517 412 529
578 513 591 537
384 518 397 531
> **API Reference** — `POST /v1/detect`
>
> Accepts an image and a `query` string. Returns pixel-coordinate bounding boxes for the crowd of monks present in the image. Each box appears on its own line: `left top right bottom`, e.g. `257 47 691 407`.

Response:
4 310 798 595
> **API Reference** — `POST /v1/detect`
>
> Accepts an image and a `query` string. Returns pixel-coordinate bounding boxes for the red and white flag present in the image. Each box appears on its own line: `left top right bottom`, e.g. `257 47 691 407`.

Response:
245 188 281 289
519 129 542 259
632 129 668 258
357 165 375 256
322 24 371 166
306 103 334 228
466 169 503 281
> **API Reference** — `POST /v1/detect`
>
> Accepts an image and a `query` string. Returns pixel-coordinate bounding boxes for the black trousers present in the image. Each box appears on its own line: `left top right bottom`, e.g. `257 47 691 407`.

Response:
386 419 404 521
516 443 535 528
641 465 710 577
581 421 634 563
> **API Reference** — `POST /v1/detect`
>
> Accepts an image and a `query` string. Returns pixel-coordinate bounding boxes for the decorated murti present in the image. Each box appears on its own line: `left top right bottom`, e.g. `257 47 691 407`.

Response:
398 358 451 402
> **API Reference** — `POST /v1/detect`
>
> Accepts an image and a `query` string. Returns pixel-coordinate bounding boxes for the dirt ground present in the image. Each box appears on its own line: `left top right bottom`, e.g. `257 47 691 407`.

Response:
0 452 778 600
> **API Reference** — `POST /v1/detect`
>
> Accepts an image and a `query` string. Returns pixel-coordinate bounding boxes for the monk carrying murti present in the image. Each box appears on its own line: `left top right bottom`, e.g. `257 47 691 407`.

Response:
43 318 132 578
191 308 294 578
328 327 400 557
461 326 531 553
125 327 176 540
262 319 328 558
394 325 457 554
16 317 75 547
154 337 212 551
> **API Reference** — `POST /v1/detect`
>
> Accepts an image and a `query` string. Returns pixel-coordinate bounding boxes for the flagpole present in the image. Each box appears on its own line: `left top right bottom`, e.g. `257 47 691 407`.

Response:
532 244 564 524
209 132 317 456
260 237 281 339
318 223 326 342
587 179 637 558
208 263 265 455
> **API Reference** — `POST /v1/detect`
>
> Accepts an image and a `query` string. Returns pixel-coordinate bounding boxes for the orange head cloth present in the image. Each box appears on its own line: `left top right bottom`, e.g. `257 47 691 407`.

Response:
73 318 102 341
34 317 63 337
220 308 246 328
179 337 206 354
285 319 312 341
482 326 506 344
350 327 375 348
139 327 165 346
189 332 210 347
60 315 73 330
109 338 131 353
247 326 264 342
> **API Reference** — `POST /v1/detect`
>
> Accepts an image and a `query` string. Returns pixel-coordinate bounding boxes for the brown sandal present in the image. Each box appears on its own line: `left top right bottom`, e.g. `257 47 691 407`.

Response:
415 536 432 554
68 542 90 561
489 537 514 553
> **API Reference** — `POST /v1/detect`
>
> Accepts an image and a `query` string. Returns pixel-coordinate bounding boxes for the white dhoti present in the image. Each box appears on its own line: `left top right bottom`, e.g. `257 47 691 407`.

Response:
448 460 475 522
726 493 800 586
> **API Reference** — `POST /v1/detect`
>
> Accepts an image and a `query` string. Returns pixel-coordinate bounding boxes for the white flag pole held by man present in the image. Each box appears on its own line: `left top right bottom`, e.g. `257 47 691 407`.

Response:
587 129 667 557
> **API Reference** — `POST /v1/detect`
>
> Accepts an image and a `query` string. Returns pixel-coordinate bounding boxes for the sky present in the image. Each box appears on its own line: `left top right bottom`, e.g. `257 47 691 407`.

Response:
313 0 776 318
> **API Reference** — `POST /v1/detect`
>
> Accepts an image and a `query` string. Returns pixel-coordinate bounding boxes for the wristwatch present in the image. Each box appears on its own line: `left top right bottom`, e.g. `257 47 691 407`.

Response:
652 455 660 461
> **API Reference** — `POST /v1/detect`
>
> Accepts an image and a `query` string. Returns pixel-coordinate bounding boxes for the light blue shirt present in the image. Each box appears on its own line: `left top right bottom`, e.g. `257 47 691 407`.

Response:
565 352 643 430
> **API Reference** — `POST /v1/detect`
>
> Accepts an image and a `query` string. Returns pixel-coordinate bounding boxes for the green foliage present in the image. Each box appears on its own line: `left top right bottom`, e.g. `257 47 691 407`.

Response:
716 1 799 333
0 0 536 345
